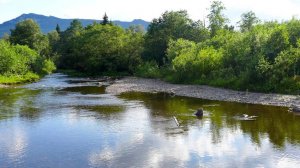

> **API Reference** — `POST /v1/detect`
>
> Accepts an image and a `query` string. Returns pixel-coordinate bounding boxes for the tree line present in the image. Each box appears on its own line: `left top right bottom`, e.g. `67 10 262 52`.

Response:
139 1 300 94
1 0 300 93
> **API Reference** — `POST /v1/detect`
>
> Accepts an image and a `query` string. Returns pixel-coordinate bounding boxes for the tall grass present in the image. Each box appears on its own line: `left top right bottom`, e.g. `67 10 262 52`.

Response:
0 72 40 84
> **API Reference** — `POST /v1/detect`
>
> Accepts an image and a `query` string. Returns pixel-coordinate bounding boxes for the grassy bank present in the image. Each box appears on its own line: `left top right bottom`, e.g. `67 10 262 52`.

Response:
0 72 40 85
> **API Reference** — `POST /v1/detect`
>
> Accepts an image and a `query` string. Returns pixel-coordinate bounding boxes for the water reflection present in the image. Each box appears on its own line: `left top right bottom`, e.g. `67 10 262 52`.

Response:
0 88 42 121
60 86 105 95
119 92 300 148
0 126 28 167
0 74 300 167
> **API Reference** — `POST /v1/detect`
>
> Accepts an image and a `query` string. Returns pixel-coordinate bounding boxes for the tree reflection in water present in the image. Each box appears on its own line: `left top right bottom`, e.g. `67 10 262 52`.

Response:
1 76 300 167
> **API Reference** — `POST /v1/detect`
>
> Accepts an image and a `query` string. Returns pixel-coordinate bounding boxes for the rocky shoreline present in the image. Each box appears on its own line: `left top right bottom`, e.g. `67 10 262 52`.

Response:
106 77 300 107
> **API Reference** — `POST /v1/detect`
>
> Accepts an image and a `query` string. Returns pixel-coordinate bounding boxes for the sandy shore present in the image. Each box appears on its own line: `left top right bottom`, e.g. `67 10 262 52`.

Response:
106 77 300 107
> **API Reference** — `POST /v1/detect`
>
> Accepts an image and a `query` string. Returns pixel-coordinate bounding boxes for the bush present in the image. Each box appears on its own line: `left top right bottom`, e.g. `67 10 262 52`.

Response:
0 72 39 84
135 61 161 78
171 42 223 82
42 59 56 75
0 40 38 75
33 57 56 75
0 40 15 74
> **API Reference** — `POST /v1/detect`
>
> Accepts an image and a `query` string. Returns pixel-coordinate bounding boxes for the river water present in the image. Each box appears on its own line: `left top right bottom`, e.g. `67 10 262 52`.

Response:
0 73 300 168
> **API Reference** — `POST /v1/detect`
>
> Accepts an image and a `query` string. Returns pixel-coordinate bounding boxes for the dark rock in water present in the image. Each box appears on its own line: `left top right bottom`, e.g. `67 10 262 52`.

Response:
291 105 300 113
195 108 203 117
169 91 175 97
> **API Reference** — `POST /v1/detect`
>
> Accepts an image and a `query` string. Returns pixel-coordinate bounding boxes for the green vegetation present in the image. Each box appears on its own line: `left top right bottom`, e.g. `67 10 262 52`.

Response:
1 1 300 93
0 72 39 84
56 18 144 74
0 19 56 84
142 10 209 65
138 1 300 94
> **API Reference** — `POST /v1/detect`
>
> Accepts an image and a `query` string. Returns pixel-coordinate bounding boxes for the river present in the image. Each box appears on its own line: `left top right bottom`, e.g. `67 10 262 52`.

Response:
0 73 300 168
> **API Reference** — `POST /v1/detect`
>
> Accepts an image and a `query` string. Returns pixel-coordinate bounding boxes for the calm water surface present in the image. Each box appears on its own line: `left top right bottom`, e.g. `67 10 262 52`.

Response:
0 74 300 168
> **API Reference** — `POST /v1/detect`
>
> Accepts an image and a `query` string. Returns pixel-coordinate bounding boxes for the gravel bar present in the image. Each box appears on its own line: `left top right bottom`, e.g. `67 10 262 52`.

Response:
106 77 300 107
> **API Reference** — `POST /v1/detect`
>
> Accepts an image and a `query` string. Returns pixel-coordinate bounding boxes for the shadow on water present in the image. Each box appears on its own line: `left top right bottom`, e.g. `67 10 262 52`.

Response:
119 92 300 148
60 86 106 95
0 88 42 121
75 105 126 120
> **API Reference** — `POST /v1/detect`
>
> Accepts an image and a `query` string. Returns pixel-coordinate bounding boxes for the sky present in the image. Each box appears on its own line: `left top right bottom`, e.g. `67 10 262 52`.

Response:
1 0 300 25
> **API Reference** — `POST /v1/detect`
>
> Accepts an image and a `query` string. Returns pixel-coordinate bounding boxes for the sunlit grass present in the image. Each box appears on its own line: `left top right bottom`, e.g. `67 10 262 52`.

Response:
0 72 40 84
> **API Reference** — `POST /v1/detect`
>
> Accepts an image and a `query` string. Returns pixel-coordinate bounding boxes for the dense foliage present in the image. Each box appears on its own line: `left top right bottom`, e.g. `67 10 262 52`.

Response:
0 19 56 84
0 40 37 74
56 21 144 74
1 1 300 93
161 19 300 93
138 1 300 94
142 10 209 65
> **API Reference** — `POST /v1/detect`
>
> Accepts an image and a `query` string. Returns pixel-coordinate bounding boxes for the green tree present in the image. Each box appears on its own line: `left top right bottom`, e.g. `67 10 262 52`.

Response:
207 1 228 37
167 38 196 62
57 19 83 69
48 31 60 51
123 27 144 72
42 59 56 74
56 24 61 34
0 40 16 74
57 23 143 74
47 30 60 62
286 18 300 47
238 11 260 32
265 25 290 61
77 24 128 72
171 42 223 81
0 40 39 75
143 10 208 65
10 19 40 49
9 19 49 55
101 13 110 25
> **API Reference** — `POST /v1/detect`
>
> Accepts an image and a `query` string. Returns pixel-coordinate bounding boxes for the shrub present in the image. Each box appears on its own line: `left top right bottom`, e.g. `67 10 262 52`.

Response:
135 61 161 78
42 59 56 75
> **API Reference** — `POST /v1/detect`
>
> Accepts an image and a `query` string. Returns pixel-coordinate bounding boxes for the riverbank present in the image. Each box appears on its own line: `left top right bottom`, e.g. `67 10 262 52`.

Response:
0 73 40 85
106 77 300 107
0 84 8 88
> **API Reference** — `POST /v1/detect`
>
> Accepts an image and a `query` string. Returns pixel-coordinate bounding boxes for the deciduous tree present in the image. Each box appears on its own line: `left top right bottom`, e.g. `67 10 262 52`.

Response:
207 1 228 37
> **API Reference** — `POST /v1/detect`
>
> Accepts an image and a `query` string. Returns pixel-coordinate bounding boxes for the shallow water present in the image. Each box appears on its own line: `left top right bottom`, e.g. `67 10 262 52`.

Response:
0 73 300 168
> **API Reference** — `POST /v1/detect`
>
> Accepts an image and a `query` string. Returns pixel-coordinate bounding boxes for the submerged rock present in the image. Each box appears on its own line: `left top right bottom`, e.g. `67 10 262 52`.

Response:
168 90 175 97
195 108 203 117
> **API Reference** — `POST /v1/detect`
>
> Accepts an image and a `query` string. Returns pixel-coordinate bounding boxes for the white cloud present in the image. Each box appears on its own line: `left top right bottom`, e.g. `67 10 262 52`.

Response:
0 126 28 163
223 0 300 23
0 0 11 4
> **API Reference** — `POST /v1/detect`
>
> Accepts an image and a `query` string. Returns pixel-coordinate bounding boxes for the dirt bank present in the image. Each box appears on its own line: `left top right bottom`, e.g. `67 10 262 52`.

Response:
106 77 300 107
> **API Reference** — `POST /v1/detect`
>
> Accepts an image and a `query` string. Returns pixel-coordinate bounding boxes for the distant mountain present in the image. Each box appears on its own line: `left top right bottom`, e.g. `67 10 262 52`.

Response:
0 13 150 37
